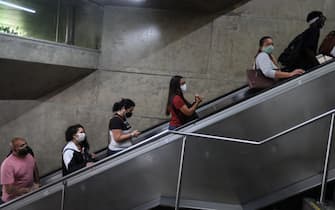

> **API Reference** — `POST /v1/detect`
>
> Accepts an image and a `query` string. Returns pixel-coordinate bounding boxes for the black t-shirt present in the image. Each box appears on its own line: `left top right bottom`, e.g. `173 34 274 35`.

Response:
109 114 131 131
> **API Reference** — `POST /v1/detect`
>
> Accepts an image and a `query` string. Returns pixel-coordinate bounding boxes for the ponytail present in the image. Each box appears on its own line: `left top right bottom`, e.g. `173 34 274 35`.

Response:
113 98 135 112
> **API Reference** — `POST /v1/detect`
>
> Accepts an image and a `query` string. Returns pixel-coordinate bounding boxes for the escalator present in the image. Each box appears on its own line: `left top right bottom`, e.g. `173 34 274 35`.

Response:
1 59 335 210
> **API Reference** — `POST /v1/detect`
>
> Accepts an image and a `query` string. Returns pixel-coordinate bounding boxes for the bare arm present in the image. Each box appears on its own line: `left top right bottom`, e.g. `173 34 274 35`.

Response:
179 97 202 116
112 129 140 143
33 163 40 185
4 184 31 197
274 69 305 79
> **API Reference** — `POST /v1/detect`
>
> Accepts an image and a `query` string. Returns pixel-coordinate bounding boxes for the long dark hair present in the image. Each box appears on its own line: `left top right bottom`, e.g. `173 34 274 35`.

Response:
166 75 189 115
112 98 135 112
65 124 90 150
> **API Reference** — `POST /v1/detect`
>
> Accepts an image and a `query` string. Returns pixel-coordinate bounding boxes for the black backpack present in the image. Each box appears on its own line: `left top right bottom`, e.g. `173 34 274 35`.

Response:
278 32 305 68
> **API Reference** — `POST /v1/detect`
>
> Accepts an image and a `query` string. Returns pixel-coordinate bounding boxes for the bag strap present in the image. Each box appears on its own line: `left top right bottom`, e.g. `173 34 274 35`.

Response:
62 148 78 155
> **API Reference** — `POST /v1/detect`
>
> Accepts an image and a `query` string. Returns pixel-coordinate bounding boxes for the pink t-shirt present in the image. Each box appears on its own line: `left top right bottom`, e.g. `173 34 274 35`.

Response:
1 154 35 202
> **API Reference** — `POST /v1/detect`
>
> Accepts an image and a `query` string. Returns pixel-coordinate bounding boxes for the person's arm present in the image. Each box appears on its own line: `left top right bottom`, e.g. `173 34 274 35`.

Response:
112 129 140 143
33 162 40 186
179 98 202 116
3 184 31 197
274 69 304 79
257 53 304 79
302 28 320 67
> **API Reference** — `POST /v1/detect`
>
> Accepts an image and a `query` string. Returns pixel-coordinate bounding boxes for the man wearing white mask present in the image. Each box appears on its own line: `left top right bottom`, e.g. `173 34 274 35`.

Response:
62 124 94 176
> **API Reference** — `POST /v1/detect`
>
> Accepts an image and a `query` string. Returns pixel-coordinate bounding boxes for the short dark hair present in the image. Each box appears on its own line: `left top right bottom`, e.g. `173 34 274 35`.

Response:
112 98 135 112
307 11 323 23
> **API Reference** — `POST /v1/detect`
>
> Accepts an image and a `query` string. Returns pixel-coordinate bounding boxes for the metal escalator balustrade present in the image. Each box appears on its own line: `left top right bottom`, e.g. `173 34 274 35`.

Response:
39 59 335 186
1 59 335 210
2 107 335 210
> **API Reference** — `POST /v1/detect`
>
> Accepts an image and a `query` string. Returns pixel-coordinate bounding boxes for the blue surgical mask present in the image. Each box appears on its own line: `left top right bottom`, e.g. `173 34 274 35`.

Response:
262 45 274 54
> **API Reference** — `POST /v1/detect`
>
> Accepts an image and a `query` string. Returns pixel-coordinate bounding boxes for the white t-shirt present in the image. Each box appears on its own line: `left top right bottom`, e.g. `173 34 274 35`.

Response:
331 46 335 57
62 141 80 169
108 115 132 151
255 52 278 79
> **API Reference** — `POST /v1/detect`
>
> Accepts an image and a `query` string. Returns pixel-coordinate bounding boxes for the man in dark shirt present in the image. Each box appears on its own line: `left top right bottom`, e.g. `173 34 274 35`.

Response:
282 11 327 70
279 11 326 71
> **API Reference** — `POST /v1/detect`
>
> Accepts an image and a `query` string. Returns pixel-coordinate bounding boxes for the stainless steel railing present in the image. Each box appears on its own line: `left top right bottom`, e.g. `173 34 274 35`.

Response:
2 109 335 209
170 109 335 209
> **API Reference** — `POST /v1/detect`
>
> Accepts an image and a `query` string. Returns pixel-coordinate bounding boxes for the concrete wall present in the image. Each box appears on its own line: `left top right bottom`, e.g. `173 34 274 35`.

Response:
0 0 335 175
0 33 100 68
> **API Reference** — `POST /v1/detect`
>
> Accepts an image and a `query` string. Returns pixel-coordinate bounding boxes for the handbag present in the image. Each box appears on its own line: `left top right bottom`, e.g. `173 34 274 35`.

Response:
247 61 275 89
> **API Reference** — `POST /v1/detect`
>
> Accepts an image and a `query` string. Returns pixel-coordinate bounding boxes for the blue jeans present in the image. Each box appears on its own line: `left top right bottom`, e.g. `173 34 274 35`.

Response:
106 149 120 156
168 125 177 130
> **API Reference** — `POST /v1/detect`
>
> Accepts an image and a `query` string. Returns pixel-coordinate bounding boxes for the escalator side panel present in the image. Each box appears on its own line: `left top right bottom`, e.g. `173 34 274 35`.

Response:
197 63 335 141
1 186 63 210
62 140 182 210
181 119 329 205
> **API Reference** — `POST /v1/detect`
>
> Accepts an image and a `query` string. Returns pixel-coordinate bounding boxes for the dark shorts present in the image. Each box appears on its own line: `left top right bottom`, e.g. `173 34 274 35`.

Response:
106 149 120 156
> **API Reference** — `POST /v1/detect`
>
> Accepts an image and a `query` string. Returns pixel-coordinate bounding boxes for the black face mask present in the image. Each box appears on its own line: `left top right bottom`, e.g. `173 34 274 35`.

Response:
17 147 29 157
125 112 133 118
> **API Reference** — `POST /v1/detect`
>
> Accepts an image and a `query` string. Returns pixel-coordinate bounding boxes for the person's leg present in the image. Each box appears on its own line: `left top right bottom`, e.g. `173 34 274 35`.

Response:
168 125 177 130
106 149 119 156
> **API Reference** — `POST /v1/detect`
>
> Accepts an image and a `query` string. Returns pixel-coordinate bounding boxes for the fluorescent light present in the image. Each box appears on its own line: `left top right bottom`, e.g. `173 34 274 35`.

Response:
0 0 36 13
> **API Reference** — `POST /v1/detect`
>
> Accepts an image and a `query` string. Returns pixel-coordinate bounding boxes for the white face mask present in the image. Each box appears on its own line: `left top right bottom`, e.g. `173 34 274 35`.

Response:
76 133 86 142
180 84 187 92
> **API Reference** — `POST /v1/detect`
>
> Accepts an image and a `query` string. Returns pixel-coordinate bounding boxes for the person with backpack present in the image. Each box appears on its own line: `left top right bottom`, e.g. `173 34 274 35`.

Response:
166 76 203 130
279 11 327 70
62 124 94 176
254 36 305 81
319 31 335 58
107 99 140 156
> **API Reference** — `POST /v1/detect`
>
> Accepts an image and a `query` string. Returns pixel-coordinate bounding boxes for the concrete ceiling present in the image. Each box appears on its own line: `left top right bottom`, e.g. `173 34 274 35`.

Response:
0 58 95 99
92 0 250 13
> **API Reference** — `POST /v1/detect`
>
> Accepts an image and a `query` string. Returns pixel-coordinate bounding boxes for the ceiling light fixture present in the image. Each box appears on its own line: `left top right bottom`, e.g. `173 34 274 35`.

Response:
0 0 36 13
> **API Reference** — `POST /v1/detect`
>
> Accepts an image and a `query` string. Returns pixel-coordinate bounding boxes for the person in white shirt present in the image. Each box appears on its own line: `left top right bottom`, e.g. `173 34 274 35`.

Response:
62 124 94 176
255 36 305 79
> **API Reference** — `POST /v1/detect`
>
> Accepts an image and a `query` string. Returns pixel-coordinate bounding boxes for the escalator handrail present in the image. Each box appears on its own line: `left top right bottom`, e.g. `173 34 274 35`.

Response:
3 107 335 209
170 108 335 145
3 60 335 208
0 128 172 208
39 59 335 179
